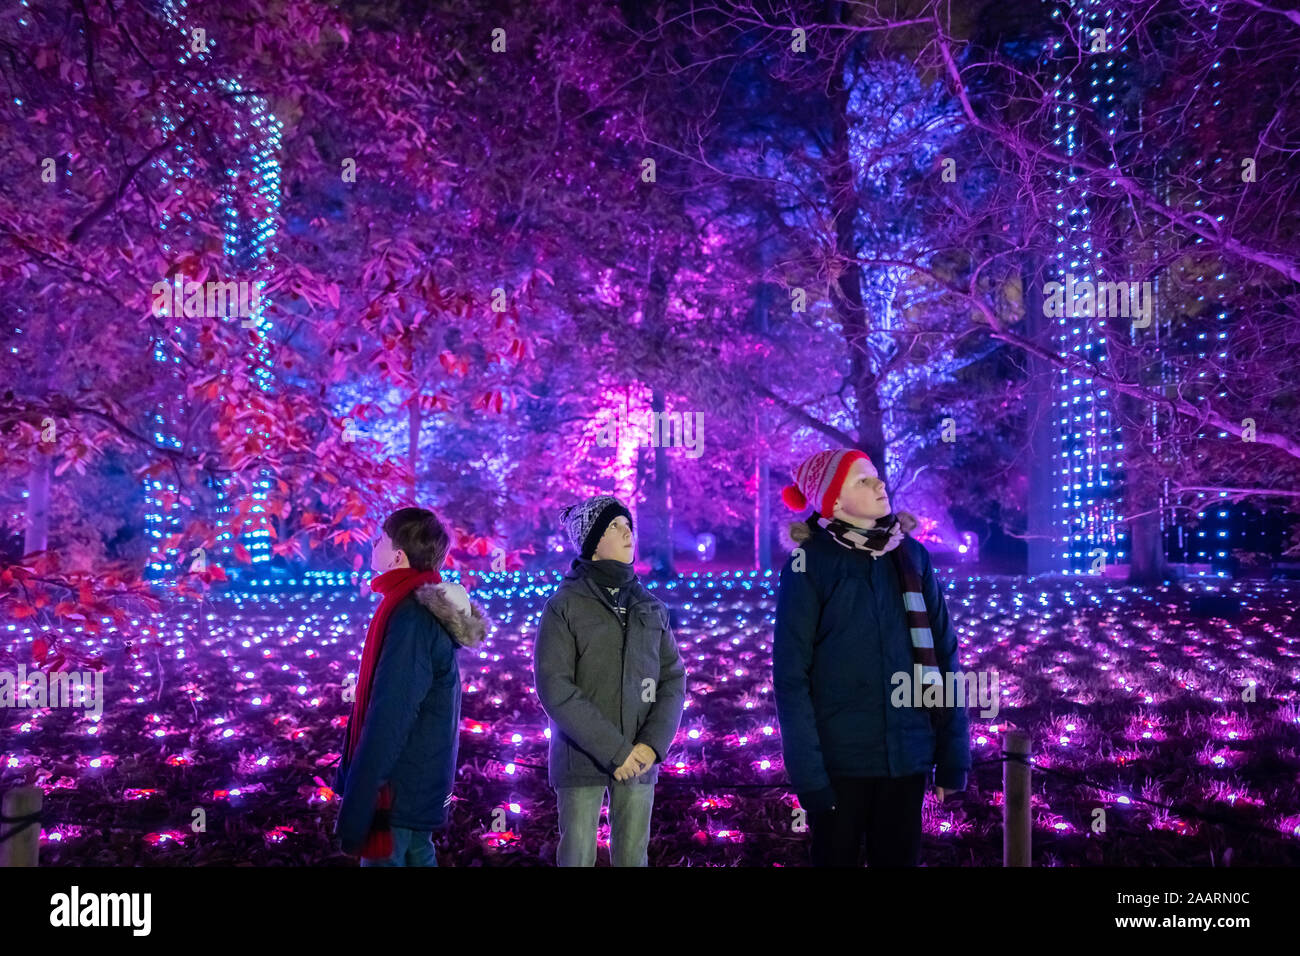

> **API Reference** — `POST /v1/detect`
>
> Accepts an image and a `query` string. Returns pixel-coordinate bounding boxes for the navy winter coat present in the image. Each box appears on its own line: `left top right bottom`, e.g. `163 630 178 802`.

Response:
334 582 488 852
773 520 971 814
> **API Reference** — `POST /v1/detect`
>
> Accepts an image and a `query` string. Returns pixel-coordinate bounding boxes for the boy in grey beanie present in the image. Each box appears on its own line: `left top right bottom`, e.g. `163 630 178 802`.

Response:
533 494 686 865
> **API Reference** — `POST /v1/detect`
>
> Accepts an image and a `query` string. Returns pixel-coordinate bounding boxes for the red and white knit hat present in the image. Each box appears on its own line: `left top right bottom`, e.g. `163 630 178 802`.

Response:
781 448 872 515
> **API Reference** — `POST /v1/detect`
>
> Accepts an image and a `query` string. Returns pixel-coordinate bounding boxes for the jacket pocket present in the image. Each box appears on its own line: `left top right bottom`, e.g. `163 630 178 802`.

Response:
630 609 666 711
899 725 938 768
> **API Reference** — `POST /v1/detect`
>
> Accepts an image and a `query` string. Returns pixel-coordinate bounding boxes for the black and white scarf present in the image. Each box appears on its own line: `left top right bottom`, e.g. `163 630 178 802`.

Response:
809 512 943 694
812 511 906 556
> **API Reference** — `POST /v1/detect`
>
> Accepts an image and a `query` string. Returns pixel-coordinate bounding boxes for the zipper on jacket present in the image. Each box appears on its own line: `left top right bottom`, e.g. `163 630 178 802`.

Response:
879 554 893 776
582 576 632 737
619 615 627 737
615 587 628 737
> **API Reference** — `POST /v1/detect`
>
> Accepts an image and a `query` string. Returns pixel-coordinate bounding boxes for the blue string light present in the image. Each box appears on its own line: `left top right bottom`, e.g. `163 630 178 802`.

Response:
145 1 282 579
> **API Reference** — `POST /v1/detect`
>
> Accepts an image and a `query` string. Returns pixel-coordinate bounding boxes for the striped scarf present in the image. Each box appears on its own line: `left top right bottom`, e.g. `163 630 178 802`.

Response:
810 512 944 696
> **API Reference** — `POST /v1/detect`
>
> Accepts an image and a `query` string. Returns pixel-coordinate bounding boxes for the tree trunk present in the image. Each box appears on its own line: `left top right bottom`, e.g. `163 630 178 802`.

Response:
1122 396 1170 585
751 221 775 569
644 388 676 578
639 233 679 578
24 303 54 557
1128 507 1168 584
1023 259 1059 575
827 7 886 467
408 396 421 495
23 449 52 556
1117 288 1170 585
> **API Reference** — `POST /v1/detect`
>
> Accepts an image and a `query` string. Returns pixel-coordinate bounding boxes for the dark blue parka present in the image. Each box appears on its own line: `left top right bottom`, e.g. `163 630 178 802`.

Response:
334 582 488 853
773 520 971 814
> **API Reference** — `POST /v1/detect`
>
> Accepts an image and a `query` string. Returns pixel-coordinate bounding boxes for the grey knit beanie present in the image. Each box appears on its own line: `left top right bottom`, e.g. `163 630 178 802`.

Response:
559 495 634 559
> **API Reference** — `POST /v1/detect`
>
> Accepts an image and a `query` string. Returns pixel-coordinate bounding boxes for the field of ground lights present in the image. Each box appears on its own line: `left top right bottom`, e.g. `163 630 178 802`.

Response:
4 570 1300 866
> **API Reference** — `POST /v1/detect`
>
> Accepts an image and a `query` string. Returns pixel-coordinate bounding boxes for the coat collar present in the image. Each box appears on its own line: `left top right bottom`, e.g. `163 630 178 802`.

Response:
556 569 657 611
411 581 490 648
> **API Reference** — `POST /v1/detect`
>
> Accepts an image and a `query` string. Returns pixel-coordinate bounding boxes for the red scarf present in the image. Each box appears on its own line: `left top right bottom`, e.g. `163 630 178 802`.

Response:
343 565 441 859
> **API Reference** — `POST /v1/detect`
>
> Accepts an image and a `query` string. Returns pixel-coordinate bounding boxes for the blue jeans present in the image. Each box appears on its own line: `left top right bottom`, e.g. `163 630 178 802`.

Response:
359 825 439 867
556 783 655 867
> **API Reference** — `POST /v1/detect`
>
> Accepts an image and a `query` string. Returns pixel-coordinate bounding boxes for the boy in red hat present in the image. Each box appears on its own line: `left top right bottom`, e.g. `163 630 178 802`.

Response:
773 449 970 866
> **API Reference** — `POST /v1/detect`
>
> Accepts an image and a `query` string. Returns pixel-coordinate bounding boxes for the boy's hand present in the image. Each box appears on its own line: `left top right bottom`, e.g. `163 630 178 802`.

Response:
613 744 656 781
613 752 642 781
630 743 657 776
934 787 947 801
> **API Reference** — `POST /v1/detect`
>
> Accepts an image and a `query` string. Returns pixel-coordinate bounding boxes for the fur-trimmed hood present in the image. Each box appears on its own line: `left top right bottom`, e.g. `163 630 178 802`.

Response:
412 581 490 649
788 510 918 543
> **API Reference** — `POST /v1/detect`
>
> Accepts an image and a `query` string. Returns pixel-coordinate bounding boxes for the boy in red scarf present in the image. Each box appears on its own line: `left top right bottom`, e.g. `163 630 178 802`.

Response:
333 507 488 865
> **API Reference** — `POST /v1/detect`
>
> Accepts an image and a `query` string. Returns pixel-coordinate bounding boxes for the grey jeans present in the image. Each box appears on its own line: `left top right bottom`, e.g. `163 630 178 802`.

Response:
556 784 655 866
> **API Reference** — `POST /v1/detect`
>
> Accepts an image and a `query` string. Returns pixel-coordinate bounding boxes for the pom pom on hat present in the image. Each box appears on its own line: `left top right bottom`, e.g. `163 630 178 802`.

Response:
781 484 807 511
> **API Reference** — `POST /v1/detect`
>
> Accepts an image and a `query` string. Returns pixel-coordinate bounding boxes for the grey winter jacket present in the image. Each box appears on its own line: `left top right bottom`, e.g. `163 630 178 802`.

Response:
533 566 686 788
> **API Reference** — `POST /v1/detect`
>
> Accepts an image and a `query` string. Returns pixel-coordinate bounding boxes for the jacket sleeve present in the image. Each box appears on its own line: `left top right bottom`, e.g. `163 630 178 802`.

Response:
920 544 971 792
534 600 634 772
334 601 434 852
772 552 836 813
634 613 687 763
332 723 349 794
